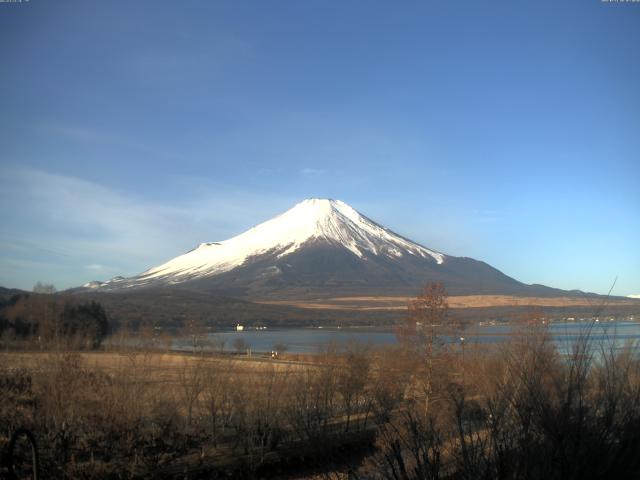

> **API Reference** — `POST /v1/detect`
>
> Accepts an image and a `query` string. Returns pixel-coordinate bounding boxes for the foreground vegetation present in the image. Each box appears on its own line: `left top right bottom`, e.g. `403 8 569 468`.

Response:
2 285 640 479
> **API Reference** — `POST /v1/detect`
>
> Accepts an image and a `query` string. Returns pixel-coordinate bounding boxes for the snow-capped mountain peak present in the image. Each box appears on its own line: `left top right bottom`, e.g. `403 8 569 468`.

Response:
115 198 444 287
77 199 578 299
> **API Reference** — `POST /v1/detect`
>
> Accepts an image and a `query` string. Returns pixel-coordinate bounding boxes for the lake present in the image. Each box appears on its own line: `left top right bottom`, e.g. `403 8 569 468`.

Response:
172 320 640 355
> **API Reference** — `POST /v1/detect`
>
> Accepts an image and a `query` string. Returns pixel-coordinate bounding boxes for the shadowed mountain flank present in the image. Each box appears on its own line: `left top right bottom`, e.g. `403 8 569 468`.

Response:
79 199 596 300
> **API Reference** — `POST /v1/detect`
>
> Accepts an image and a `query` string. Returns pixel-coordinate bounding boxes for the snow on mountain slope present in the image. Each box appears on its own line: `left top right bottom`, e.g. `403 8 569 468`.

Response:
79 198 579 298
126 198 444 286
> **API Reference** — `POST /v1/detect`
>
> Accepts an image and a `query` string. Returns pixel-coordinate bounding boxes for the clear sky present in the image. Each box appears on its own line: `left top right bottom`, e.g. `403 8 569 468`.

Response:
0 0 638 296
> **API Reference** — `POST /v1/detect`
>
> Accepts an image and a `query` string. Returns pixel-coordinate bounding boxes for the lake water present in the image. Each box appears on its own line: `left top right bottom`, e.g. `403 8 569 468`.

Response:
172 320 640 355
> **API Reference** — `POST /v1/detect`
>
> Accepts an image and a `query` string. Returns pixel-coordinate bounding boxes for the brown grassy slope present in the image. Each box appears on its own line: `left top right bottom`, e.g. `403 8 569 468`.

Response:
258 294 640 311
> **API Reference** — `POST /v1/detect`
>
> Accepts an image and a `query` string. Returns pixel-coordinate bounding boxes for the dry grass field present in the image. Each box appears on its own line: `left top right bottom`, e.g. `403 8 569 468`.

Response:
3 320 640 479
0 346 380 479
258 294 640 311
0 350 306 377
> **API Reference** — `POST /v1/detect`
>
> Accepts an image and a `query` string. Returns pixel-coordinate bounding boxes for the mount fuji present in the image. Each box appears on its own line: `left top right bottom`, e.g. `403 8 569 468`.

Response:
83 198 567 299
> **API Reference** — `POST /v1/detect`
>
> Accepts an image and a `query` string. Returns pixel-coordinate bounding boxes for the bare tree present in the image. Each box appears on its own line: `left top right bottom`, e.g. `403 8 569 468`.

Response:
177 357 205 428
397 282 451 416
183 319 204 354
372 346 413 425
210 333 226 354
233 337 249 354
371 406 443 480
336 342 371 432
33 282 57 294
201 360 235 445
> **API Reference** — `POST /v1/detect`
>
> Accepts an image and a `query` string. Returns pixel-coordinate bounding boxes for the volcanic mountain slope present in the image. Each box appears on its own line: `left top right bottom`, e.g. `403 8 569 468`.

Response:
85 198 572 299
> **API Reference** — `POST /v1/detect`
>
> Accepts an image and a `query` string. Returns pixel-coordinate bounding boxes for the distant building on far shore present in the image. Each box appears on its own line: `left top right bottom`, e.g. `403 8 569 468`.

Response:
236 324 244 331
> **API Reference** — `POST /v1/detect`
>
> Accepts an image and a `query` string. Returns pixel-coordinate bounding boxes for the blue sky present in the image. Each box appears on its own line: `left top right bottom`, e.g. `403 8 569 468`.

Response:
0 0 638 295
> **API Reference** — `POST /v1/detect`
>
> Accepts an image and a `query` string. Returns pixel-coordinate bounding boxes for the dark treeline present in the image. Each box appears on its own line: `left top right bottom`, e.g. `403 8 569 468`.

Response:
0 293 109 349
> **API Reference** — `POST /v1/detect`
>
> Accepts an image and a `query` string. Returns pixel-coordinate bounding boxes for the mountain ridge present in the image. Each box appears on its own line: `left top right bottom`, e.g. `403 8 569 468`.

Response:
78 198 598 299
